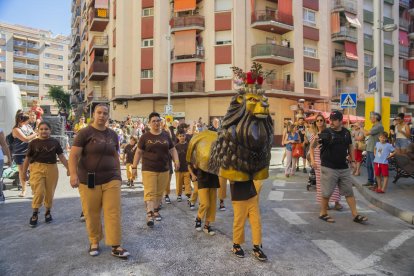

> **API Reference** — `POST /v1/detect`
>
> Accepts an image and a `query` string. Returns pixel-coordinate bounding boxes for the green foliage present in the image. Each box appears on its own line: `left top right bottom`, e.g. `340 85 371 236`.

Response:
47 86 70 110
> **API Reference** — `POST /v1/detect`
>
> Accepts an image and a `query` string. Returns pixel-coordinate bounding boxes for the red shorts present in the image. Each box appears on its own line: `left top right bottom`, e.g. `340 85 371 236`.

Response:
374 163 389 177
354 149 362 163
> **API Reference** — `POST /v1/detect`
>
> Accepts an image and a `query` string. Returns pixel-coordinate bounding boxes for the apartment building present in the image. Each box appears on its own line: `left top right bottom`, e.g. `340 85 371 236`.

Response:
0 22 70 108
70 0 413 143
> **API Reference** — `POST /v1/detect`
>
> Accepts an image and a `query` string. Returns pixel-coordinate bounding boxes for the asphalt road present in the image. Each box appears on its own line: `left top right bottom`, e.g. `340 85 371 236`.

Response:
1 160 413 275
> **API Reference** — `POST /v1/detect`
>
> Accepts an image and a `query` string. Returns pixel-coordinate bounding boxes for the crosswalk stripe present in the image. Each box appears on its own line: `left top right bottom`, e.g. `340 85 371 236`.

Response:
273 208 309 224
267 191 284 201
272 180 286 187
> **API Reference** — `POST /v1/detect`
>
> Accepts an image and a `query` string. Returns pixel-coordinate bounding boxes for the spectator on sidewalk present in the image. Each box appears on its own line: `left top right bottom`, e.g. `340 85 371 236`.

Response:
74 116 87 134
297 117 308 173
373 132 395 194
394 113 411 154
69 104 130 259
318 111 368 224
0 127 12 204
30 99 44 123
352 123 365 176
363 113 384 188
284 124 301 177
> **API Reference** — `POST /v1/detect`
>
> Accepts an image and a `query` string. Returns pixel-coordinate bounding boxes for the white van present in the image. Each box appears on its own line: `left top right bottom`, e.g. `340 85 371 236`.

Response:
0 83 23 134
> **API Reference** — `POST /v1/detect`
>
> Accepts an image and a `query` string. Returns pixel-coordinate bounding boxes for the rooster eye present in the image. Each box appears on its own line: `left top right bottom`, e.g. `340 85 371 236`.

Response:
248 97 258 103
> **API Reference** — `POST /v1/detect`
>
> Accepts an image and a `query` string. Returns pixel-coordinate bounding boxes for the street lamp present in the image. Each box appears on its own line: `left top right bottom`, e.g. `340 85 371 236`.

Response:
166 25 172 114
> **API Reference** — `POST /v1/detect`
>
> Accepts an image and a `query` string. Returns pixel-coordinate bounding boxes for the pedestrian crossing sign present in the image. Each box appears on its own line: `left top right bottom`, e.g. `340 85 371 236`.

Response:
340 93 357 108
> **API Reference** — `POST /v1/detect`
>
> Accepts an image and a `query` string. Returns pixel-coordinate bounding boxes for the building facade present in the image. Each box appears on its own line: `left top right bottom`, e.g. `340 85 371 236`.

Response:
70 0 414 143
0 22 70 108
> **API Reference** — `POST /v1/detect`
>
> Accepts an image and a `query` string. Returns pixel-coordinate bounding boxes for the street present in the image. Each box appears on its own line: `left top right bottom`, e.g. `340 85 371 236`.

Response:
1 154 414 275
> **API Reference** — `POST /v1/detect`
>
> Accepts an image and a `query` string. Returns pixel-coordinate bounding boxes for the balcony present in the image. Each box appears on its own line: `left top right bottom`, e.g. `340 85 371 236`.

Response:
88 60 108 81
89 35 108 54
13 41 40 49
251 10 293 35
331 27 357 43
400 44 409 57
400 68 408 80
71 61 80 76
171 49 205 64
400 18 409 31
332 0 357 14
13 52 39 60
364 10 394 25
18 85 39 93
266 79 295 92
170 16 205 33
400 0 409 8
13 73 39 81
332 86 358 98
88 7 109 32
71 77 80 89
384 68 395 82
332 56 358 72
172 80 205 93
399 93 409 103
251 44 294 65
13 62 39 71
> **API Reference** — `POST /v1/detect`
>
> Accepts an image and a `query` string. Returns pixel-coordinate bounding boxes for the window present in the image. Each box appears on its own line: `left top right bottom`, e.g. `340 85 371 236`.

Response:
335 79 343 96
215 31 232 45
303 46 317 58
384 56 392 68
141 69 153 79
384 31 392 44
44 53 63 60
303 9 316 27
142 8 154 17
0 56 5 62
363 23 373 37
44 73 63 81
44 63 64 70
142 39 154 47
215 0 232 11
383 4 392 18
363 0 373 10
364 53 373 66
215 64 232 79
304 71 317 88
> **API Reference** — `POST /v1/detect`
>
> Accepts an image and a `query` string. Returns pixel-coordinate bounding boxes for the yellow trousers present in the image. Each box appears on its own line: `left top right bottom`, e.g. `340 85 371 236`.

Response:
30 163 59 209
126 163 136 181
218 177 227 200
189 181 198 204
142 171 169 212
232 195 262 245
78 180 122 245
164 174 172 195
175 172 191 196
197 188 217 222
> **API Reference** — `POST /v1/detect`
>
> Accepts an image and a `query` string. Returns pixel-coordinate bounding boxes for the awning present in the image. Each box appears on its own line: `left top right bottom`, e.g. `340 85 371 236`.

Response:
345 41 358 60
13 34 27 40
407 60 414 72
172 62 197 83
95 0 108 9
345 12 361 28
331 12 340 33
399 30 409 46
250 0 255 12
278 0 292 16
174 0 196 12
174 30 196 56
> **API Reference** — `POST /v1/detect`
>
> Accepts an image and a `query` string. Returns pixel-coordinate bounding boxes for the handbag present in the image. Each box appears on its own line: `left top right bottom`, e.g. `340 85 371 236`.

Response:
356 141 366 151
292 143 304 158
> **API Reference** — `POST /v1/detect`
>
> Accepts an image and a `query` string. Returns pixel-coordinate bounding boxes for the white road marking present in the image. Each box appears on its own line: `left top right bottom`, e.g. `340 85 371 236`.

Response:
294 210 375 214
268 191 284 201
272 180 286 187
354 230 414 271
312 240 377 274
273 208 309 224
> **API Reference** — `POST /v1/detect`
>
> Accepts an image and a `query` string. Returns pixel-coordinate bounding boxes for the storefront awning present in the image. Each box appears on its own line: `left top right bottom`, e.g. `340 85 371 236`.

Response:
172 62 196 83
95 0 108 9
345 41 358 60
345 12 361 28
174 0 196 12
331 12 340 33
174 30 196 56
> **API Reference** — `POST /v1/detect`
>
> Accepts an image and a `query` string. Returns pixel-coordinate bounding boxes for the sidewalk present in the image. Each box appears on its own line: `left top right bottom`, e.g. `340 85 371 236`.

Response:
352 167 414 225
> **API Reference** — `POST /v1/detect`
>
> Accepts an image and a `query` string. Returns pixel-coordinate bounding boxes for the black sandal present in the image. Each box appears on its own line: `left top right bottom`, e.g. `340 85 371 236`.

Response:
111 246 130 259
45 211 53 223
252 245 268 262
29 212 38 228
146 211 154 227
89 244 100 257
319 214 335 223
353 215 368 224
232 244 245 258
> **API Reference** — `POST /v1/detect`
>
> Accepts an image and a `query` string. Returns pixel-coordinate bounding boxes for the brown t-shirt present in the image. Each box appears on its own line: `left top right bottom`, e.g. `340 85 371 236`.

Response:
27 138 63 164
175 142 188 172
124 144 137 164
138 131 174 172
73 126 121 186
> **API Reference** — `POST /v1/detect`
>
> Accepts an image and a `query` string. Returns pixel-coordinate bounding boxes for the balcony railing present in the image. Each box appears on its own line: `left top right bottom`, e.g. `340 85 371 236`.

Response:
384 67 395 82
400 68 408 79
251 10 293 26
332 56 358 69
172 80 205 93
13 73 39 81
171 48 204 61
304 82 317 88
13 62 39 70
409 48 414 57
331 27 357 42
399 93 409 103
251 44 294 59
400 45 409 56
89 61 109 80
332 0 357 14
400 0 410 8
19 85 39 92
170 15 205 31
13 52 39 59
89 35 108 50
332 86 358 97
267 79 294 92
399 18 409 30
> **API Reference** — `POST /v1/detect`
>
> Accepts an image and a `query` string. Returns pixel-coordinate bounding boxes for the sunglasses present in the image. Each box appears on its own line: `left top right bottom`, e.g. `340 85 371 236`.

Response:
316 119 324 122
151 119 161 123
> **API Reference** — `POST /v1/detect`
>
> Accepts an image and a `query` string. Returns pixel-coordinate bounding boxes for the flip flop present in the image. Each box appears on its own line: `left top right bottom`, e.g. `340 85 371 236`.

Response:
353 215 368 224
319 214 335 223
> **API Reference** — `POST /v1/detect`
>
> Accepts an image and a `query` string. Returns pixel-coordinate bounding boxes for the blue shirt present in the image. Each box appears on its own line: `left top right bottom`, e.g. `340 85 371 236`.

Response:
286 132 299 151
374 142 394 164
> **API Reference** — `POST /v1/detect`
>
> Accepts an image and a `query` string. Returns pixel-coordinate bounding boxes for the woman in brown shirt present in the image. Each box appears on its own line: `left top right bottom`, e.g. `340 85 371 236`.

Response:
132 112 179 227
69 104 129 259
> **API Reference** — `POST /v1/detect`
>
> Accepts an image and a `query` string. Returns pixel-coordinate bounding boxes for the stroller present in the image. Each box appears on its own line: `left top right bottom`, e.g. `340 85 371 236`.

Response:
1 163 20 190
307 167 316 191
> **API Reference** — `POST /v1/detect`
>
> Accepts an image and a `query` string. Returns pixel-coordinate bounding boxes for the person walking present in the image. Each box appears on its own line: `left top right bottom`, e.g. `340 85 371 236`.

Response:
318 111 367 224
284 124 301 177
394 113 411 154
131 112 179 227
160 117 174 204
123 136 138 187
12 113 37 197
363 113 384 188
309 114 342 211
22 122 69 227
0 127 12 204
69 104 129 259
175 130 191 201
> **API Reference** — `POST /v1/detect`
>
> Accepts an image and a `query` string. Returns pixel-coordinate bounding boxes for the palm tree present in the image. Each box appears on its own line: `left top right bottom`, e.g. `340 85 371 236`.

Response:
48 85 70 110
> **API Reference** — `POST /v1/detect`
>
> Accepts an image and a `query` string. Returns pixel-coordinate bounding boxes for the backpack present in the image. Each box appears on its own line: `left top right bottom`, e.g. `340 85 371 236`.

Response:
6 132 14 153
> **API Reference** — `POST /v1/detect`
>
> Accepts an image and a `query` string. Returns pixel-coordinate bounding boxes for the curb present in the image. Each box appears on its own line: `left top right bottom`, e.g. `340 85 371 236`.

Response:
352 177 414 225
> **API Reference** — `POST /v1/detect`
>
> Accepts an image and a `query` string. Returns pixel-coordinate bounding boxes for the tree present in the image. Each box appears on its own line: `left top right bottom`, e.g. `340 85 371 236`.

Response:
48 86 70 110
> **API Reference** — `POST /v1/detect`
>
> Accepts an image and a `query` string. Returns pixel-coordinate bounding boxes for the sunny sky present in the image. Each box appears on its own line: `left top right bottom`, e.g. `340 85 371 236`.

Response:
0 0 71 35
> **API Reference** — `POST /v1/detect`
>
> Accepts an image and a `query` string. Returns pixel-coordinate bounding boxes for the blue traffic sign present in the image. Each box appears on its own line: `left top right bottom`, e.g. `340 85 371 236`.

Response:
340 93 357 109
368 67 377 94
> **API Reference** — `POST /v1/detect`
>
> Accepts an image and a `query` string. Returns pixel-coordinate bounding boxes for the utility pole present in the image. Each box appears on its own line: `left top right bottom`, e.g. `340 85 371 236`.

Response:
166 25 172 113
373 0 383 114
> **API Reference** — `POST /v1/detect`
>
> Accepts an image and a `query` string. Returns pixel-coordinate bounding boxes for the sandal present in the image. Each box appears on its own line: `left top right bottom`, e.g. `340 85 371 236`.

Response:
353 215 368 224
319 214 335 223
232 244 245 258
252 245 268 262
89 244 100 257
45 211 53 223
111 246 130 259
154 208 162 221
146 211 154 227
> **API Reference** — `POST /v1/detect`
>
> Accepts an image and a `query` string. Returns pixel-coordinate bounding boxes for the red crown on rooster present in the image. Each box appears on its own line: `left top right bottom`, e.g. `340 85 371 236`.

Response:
231 62 274 95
